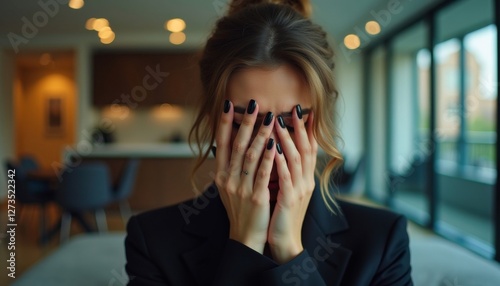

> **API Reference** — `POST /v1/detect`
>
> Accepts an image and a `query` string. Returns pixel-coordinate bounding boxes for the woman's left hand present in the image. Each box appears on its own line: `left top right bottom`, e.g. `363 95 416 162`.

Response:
268 105 318 264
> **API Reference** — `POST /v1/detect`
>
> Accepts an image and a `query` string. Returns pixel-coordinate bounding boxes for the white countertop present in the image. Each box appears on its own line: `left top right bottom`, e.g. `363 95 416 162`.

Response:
75 143 209 158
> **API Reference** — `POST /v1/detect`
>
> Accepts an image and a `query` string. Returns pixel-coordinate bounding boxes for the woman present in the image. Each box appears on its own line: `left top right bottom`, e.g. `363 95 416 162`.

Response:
125 1 413 285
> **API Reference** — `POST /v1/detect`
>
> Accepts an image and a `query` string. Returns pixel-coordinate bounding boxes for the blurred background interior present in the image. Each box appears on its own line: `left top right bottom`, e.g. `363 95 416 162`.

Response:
0 0 499 285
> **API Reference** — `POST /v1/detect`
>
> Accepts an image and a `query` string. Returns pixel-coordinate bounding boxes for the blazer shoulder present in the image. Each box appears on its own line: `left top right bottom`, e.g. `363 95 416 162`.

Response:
337 199 406 229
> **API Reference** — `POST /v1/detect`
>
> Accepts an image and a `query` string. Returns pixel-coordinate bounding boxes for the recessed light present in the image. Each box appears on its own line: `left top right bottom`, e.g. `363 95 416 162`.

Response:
344 34 361 49
165 18 186 33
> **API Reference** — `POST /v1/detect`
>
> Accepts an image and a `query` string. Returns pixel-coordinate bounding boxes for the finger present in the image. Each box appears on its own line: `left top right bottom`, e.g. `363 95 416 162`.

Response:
274 144 294 199
253 138 276 197
275 115 301 183
215 100 233 184
292 105 313 168
228 99 259 177
242 112 275 186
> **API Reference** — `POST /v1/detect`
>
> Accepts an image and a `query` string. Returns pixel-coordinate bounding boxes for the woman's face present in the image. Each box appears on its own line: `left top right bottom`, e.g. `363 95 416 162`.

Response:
226 64 312 196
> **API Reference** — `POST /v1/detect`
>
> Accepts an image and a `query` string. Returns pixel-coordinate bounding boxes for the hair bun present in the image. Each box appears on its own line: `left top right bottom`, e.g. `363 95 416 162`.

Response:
227 0 312 18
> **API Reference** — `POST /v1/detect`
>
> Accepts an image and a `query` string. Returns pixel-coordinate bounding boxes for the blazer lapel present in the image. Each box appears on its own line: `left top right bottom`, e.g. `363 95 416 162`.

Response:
181 184 229 286
180 183 352 286
301 182 352 286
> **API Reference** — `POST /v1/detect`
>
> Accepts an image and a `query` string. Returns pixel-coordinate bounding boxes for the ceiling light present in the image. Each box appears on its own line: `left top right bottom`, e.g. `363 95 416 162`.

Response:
344 34 361 50
93 18 109 31
86 18 96 30
100 32 115 44
98 27 113 38
69 0 84 9
365 21 381 35
169 32 186 45
165 18 186 32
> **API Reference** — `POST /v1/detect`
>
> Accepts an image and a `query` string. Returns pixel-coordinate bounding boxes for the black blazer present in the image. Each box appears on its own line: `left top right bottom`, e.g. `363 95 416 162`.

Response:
125 183 413 286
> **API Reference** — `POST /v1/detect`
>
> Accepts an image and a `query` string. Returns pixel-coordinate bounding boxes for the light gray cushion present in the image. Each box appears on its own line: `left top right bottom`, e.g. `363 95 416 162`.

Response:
12 232 128 286
411 237 500 286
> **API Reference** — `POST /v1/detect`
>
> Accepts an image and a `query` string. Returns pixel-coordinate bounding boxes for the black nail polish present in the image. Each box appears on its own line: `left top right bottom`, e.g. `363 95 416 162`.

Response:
276 142 283 154
264 112 273 126
296 104 303 119
267 138 274 150
223 100 230 113
277 115 285 129
247 99 256 114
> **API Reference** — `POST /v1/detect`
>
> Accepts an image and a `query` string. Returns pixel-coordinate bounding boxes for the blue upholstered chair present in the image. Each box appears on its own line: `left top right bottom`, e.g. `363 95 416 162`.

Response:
56 162 114 243
5 156 55 244
112 159 140 224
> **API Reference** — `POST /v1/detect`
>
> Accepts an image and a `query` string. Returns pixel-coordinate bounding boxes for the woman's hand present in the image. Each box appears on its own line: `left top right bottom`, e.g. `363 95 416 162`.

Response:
214 99 276 254
268 105 318 264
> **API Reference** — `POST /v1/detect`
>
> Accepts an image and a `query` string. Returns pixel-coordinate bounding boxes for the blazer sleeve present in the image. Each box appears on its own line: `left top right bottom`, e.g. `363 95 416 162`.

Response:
125 216 169 286
212 239 328 286
372 215 413 286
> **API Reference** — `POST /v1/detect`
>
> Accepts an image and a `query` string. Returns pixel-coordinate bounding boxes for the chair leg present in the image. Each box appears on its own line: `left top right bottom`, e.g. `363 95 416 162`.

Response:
39 204 47 245
119 200 132 225
95 209 108 233
60 212 72 244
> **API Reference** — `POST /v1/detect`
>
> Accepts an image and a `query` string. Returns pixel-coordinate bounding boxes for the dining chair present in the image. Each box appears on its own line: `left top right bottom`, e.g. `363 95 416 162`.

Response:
112 158 140 224
5 158 55 244
56 162 114 243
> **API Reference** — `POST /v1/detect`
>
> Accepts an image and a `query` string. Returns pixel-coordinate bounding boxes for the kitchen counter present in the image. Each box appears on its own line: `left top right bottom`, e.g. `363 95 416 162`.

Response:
78 143 211 158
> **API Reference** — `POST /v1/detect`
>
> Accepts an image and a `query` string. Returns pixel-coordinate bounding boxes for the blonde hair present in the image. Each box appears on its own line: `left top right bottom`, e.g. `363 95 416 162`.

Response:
189 0 343 213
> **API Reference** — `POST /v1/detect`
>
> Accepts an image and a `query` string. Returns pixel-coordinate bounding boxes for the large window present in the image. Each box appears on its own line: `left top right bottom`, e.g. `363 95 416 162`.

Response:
365 0 498 259
388 21 431 225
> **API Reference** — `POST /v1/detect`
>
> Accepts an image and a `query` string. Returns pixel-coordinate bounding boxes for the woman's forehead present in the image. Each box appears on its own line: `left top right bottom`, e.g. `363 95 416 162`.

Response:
227 64 312 109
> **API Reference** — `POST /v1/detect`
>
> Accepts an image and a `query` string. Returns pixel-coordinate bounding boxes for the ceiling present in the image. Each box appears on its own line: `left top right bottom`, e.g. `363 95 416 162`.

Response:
0 0 441 50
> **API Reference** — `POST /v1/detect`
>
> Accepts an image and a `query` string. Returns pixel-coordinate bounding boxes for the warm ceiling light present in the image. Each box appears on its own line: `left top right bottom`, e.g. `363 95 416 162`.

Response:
165 18 186 32
85 18 96 30
169 32 186 45
93 18 109 31
69 0 84 9
365 21 381 35
344 34 361 50
98 27 113 38
100 32 115 44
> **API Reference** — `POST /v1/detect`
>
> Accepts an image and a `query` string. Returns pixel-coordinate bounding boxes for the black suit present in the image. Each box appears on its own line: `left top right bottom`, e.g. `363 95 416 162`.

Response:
125 183 413 285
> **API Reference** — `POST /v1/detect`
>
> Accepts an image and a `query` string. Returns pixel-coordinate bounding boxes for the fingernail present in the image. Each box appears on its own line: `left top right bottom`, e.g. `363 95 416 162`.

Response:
211 146 217 156
276 142 283 154
267 138 274 150
264 112 273 126
223 100 230 113
296 104 302 119
247 99 256 114
277 115 285 129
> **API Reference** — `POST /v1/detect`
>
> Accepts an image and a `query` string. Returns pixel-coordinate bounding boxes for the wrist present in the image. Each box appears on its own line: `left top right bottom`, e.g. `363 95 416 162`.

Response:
270 242 303 264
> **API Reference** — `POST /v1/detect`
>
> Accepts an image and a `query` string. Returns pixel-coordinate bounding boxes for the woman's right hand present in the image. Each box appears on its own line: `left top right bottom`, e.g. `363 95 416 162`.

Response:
214 99 276 254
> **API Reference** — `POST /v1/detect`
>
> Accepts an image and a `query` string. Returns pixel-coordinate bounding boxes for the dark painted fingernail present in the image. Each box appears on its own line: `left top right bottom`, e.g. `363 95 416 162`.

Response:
277 115 285 129
296 104 302 119
211 146 217 156
267 138 274 150
264 112 273 126
276 142 283 154
223 100 230 113
247 99 256 114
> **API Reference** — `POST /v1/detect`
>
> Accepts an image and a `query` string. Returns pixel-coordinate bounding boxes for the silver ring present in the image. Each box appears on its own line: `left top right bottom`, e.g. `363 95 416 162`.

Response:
241 170 249 175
